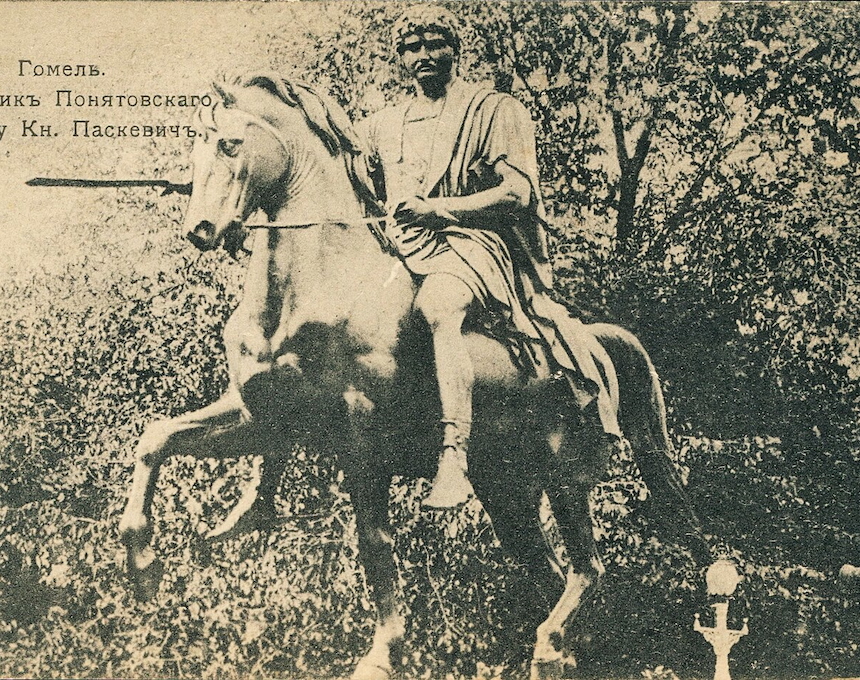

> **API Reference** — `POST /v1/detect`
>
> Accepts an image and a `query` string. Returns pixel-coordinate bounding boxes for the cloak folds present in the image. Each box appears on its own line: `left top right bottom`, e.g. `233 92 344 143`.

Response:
364 79 621 437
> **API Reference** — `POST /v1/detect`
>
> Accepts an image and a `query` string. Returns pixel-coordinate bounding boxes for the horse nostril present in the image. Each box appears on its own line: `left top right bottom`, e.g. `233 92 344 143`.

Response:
186 221 216 251
223 226 249 259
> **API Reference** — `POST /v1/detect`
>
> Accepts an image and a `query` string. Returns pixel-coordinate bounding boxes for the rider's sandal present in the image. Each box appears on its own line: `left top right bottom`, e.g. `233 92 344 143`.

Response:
422 444 474 508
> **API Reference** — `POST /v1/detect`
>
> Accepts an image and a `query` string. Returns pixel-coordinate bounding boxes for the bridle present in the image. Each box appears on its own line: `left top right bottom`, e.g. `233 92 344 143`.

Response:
204 101 395 254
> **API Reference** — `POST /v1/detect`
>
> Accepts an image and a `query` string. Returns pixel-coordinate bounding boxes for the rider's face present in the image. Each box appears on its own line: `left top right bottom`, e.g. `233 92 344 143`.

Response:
397 31 456 87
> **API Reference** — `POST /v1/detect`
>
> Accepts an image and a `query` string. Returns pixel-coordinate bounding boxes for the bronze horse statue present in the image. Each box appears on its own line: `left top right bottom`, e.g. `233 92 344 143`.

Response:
119 72 709 678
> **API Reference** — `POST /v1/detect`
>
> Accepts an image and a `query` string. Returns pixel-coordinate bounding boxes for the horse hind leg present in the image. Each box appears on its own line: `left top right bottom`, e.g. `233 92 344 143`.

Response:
531 423 606 680
531 566 602 680
464 420 571 676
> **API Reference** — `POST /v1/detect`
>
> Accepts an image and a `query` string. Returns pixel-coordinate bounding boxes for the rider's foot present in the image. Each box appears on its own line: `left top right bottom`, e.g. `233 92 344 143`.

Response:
423 445 474 508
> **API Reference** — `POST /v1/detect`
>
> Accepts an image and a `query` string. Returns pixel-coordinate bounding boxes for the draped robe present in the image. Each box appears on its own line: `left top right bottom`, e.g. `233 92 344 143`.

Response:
362 78 620 437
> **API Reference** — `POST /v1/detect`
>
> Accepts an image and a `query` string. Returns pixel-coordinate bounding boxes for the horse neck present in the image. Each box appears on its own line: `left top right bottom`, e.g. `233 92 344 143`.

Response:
262 107 386 278
245 143 412 352
268 110 363 223
271 146 382 281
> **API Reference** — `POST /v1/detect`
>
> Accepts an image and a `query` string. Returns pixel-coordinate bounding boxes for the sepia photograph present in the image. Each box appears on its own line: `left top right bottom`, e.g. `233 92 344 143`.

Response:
0 2 857 678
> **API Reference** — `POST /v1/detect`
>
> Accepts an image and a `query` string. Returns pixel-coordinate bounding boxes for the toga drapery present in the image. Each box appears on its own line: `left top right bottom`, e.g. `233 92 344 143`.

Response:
361 78 621 437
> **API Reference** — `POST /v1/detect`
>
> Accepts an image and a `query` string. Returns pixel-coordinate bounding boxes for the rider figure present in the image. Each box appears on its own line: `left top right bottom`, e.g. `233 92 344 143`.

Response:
361 6 621 507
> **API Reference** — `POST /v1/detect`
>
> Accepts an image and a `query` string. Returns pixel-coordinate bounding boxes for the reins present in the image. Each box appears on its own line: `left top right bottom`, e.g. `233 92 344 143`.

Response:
234 105 396 254
245 216 391 230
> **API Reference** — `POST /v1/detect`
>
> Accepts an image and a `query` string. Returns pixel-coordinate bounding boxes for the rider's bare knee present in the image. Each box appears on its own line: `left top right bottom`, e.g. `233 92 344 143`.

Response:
415 282 468 332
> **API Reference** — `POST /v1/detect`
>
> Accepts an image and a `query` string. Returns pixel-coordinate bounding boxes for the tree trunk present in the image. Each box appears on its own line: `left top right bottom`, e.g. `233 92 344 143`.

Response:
612 111 651 254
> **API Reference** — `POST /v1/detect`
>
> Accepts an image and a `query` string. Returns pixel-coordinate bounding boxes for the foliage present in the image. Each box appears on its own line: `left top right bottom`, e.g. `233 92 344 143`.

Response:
1 2 859 679
278 1 860 445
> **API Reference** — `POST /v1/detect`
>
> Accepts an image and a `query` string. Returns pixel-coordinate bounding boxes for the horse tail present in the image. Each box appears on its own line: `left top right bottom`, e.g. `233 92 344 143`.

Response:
589 323 672 460
590 323 711 561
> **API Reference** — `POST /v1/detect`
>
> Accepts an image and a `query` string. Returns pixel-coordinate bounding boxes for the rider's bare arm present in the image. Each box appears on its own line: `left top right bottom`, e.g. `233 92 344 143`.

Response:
392 159 531 229
435 159 532 223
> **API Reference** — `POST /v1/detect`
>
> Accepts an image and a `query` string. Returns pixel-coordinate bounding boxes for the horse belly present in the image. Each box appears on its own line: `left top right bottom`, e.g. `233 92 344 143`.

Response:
465 332 522 385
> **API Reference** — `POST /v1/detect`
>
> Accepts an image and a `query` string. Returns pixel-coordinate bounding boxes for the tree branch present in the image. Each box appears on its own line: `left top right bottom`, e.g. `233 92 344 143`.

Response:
612 109 631 174
615 122 652 250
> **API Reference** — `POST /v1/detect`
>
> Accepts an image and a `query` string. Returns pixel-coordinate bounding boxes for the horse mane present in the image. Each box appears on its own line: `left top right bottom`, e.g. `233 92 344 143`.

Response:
229 71 361 158
219 71 386 220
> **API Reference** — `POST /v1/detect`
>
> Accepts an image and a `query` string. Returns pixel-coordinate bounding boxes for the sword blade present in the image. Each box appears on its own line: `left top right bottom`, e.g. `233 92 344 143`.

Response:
25 177 187 189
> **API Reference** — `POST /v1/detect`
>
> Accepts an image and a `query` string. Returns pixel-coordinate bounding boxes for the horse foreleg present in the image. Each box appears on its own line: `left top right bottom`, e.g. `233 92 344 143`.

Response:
204 453 280 540
351 511 404 680
341 388 403 680
119 388 255 599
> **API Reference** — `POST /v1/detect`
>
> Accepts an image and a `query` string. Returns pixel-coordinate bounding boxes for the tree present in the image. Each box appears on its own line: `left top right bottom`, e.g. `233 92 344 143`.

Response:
266 1 859 445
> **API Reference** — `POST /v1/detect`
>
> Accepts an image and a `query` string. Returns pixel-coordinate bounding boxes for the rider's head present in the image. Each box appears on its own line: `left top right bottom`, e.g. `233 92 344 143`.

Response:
392 6 460 90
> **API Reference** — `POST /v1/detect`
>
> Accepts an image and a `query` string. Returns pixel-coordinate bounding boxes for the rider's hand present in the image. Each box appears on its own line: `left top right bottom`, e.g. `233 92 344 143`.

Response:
392 196 457 229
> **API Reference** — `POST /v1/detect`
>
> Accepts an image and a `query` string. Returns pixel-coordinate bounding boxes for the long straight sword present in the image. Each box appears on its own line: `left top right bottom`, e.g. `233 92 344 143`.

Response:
26 175 395 251
26 177 389 228
26 177 192 195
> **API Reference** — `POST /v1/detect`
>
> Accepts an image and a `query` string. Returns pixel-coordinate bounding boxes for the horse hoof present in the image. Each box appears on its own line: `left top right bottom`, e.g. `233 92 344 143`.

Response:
839 564 860 579
127 552 163 602
119 517 153 550
351 657 393 680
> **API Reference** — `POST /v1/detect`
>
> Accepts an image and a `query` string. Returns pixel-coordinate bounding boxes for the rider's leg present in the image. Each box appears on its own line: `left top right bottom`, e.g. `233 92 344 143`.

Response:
414 273 476 508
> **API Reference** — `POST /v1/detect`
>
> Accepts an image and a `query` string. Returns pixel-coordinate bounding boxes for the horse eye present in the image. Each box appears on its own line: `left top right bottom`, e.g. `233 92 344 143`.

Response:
218 138 242 157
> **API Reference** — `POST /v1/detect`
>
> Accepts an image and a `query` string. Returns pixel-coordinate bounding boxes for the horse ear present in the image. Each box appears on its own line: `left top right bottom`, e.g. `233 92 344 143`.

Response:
212 82 236 107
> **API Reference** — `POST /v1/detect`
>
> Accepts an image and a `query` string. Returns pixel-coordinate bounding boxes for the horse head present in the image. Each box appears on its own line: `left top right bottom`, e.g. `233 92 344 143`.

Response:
185 73 369 258
185 78 291 257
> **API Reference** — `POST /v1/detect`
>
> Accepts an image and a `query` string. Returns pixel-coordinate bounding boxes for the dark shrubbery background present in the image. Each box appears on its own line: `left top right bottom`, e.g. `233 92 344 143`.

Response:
1 2 858 678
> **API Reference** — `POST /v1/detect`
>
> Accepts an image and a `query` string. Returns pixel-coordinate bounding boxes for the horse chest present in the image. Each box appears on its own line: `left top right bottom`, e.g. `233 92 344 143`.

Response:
275 253 411 348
